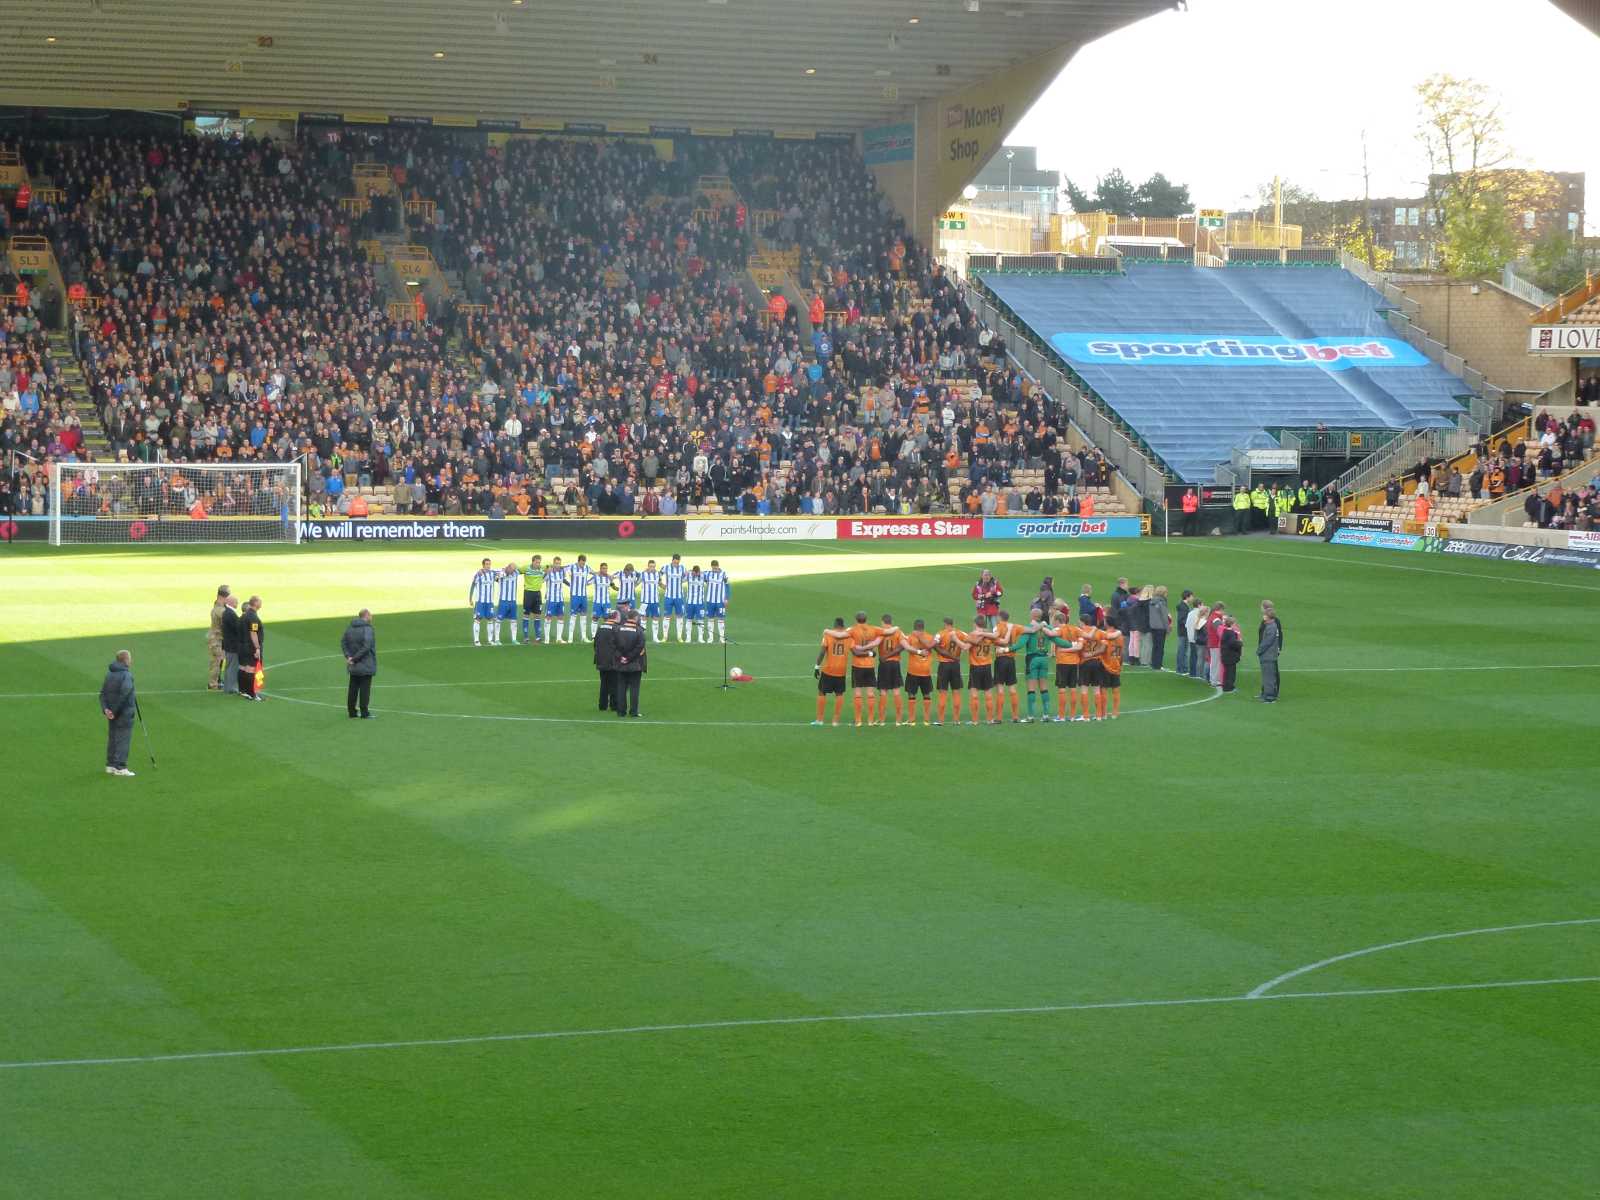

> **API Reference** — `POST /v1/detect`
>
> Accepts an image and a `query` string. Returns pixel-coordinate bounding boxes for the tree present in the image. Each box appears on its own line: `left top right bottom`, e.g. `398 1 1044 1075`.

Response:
1414 74 1546 278
1526 228 1589 295
1091 169 1139 216
1329 216 1393 272
1063 177 1093 214
1133 172 1192 218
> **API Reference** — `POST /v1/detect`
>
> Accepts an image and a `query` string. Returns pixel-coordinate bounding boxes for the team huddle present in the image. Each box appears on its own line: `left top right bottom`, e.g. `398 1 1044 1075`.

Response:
813 604 1125 728
470 553 730 646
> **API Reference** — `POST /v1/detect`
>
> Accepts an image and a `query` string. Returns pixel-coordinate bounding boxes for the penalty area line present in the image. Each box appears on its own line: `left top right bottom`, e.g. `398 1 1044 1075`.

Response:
2 974 1595 1071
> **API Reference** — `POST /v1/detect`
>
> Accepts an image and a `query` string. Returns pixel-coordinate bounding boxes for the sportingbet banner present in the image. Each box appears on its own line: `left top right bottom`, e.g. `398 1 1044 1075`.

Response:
837 517 982 540
296 518 684 542
982 517 1143 540
1329 528 1421 551
685 518 836 542
1050 334 1430 370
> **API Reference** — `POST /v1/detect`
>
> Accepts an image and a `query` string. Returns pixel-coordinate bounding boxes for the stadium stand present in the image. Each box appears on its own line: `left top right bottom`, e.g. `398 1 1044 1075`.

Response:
1 126 1139 522
975 263 1478 483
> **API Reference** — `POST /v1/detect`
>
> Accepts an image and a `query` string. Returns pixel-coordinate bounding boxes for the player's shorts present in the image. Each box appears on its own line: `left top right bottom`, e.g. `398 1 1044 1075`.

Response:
593 602 612 619
663 597 685 616
817 672 845 696
968 664 994 691
545 600 566 617
905 674 932 697
522 591 542 615
473 602 494 619
1100 669 1121 690
569 596 588 613
876 662 903 691
644 602 661 618
1025 655 1050 682
851 666 878 689
1056 662 1080 688
704 603 725 618
936 662 963 691
1080 662 1103 688
993 656 1017 686
685 604 704 620
497 601 518 620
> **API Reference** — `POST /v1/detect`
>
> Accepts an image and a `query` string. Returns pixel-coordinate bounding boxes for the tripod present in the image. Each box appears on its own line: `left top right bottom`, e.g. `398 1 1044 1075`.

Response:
717 620 735 691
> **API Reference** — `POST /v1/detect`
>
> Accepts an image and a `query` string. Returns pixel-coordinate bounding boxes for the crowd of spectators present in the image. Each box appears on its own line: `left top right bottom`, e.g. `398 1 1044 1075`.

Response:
6 123 1122 522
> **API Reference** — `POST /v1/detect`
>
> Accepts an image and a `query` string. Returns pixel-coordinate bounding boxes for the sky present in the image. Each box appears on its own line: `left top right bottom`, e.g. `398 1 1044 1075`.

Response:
1008 0 1599 232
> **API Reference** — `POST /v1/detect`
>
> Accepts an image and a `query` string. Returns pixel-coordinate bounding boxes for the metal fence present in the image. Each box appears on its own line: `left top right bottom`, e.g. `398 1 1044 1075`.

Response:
1500 265 1554 309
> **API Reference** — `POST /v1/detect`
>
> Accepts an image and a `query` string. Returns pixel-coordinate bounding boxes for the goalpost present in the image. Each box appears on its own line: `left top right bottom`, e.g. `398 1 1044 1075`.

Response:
49 462 303 546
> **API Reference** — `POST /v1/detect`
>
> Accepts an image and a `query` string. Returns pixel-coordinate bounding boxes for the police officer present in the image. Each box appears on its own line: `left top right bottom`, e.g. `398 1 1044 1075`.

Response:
1251 483 1270 531
1232 487 1251 534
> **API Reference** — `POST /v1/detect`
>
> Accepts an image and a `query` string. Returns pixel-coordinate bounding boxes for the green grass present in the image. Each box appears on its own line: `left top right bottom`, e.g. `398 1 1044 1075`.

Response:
3 536 1598 1198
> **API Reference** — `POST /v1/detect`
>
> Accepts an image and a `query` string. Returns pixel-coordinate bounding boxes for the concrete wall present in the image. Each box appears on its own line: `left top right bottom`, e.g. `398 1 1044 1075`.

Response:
1399 279 1573 396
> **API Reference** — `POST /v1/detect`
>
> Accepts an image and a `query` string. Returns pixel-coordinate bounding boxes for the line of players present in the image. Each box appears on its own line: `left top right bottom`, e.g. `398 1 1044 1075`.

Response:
470 553 731 647
813 606 1125 727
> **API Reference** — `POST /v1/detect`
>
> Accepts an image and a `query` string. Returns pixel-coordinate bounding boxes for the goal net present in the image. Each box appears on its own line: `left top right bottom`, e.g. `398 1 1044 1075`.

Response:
50 462 303 546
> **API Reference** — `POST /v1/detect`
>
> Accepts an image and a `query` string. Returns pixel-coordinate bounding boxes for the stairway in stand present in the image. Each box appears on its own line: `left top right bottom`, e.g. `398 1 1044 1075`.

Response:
45 329 111 458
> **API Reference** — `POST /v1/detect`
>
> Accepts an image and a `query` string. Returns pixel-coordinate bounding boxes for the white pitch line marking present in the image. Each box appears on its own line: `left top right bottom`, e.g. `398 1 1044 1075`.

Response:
1193 540 1600 593
2 975 1595 1072
1246 917 1600 998
263 687 1226 728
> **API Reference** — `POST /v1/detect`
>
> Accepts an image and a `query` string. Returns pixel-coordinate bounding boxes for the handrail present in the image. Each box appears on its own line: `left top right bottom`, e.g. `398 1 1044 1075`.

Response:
1500 265 1554 309
1529 271 1600 324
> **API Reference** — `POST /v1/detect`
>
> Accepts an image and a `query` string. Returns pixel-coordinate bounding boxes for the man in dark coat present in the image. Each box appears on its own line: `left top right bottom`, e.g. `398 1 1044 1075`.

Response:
219 594 241 695
1219 619 1243 694
342 609 377 719
593 611 620 712
1256 599 1284 703
99 649 138 776
612 606 648 718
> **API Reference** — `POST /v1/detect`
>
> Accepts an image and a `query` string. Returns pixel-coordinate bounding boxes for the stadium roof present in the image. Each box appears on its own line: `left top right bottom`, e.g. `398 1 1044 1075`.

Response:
3 0 1172 130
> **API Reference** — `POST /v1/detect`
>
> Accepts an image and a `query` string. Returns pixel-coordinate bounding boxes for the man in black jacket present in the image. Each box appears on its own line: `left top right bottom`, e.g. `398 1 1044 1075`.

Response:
219 594 241 695
99 650 138 776
612 606 648 718
342 609 377 719
593 611 620 712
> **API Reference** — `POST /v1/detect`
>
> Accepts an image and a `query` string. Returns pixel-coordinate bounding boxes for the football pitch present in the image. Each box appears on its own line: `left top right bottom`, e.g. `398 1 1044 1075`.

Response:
3 536 1597 1198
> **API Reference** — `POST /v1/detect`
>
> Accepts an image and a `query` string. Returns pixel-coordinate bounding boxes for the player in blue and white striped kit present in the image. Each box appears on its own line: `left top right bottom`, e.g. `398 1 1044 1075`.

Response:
565 554 594 642
660 554 687 642
703 560 731 644
542 557 568 644
638 560 664 641
684 566 709 644
616 563 640 611
469 557 499 647
494 563 521 646
590 564 616 626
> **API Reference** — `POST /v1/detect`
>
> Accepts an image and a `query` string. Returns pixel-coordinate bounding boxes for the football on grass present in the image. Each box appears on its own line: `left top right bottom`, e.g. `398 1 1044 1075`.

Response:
729 666 742 679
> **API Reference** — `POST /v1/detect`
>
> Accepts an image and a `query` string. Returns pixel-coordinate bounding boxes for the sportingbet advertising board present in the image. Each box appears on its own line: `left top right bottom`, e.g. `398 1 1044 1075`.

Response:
1050 334 1431 370
981 517 1143 539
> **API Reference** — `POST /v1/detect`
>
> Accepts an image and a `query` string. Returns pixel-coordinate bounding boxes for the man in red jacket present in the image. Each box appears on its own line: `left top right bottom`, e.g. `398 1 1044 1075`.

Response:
1204 602 1228 687
972 570 1003 620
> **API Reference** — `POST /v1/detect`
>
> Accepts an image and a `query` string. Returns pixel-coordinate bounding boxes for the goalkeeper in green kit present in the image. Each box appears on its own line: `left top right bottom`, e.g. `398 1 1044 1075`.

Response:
1019 607 1058 723
520 554 544 644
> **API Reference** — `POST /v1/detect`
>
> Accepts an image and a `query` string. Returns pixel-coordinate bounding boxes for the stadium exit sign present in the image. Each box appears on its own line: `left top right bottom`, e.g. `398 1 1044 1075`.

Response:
1197 208 1225 229
940 210 967 230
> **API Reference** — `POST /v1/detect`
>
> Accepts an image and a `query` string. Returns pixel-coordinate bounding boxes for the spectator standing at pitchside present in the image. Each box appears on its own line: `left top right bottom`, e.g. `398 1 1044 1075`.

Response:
99 649 138 777
1257 600 1284 703
342 609 377 719
207 585 230 690
972 570 1003 622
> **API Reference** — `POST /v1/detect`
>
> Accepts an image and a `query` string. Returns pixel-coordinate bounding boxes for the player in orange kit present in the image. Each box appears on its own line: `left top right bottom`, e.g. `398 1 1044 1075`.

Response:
901 619 937 727
991 610 1024 723
933 617 966 726
965 615 999 724
813 618 852 725
847 611 883 727
874 614 908 726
